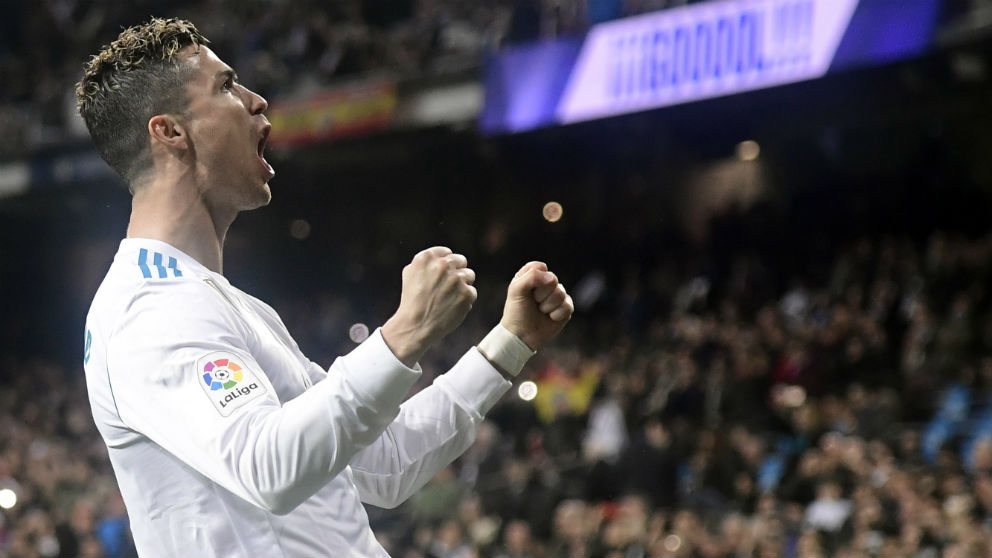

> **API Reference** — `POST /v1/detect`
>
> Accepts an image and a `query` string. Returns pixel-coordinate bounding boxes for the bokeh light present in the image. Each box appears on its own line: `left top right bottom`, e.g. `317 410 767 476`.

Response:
349 323 370 343
736 140 761 161
290 219 311 240
0 488 16 510
542 201 563 223
517 380 538 401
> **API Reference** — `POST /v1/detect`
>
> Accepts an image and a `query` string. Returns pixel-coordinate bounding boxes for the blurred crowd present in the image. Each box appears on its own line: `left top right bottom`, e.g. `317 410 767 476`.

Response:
4 224 992 557
0 360 133 557
0 0 711 159
0 0 503 157
365 229 992 558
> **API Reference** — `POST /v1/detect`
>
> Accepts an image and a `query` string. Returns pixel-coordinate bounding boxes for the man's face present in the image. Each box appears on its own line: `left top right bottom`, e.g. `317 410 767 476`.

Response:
179 45 274 211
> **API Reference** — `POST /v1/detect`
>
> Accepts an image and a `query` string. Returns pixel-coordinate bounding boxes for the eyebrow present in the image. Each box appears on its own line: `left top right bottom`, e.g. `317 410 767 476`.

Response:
215 69 239 83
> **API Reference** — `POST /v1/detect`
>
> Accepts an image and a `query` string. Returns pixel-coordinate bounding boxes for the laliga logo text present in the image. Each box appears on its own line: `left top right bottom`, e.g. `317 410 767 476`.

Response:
203 358 262 409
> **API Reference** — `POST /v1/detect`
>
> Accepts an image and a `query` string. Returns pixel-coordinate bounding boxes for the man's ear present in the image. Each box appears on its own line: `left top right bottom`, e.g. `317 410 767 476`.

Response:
148 114 189 151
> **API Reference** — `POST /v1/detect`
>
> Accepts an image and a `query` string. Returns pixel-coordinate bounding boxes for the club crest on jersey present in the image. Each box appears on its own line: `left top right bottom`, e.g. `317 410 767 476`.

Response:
197 352 267 417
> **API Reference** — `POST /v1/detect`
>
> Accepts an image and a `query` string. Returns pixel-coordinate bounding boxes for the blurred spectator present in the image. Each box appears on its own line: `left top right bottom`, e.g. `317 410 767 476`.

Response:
492 519 536 558
803 480 851 532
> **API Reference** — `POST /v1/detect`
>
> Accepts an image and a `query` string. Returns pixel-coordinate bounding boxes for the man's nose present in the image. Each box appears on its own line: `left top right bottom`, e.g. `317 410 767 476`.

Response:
244 87 268 115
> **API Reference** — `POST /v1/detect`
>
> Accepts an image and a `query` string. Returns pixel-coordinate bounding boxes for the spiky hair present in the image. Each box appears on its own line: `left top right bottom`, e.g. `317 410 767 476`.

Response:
75 17 209 186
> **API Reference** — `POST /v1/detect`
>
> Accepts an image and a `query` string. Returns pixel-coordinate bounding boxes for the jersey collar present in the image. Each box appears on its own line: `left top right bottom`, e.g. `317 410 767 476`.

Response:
117 237 217 280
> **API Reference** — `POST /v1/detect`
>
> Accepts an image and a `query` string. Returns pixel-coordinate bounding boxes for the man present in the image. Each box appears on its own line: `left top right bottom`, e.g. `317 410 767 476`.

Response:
77 17 573 557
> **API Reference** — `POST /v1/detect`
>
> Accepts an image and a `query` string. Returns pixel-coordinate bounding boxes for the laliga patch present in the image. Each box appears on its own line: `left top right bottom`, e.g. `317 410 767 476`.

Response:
196 352 267 417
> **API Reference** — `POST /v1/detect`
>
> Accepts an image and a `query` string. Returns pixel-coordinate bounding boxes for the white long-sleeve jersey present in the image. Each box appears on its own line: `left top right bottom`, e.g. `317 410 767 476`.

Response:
82 238 512 558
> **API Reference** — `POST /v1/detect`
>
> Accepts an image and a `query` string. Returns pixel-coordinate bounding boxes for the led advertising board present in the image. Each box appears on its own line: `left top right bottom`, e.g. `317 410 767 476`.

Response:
482 0 941 134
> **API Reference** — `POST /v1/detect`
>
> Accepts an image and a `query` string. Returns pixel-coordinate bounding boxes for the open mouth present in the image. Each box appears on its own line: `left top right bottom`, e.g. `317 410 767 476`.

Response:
257 126 270 159
257 126 274 176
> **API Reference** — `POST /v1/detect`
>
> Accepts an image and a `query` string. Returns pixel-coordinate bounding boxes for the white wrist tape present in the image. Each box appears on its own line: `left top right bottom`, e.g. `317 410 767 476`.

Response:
477 324 536 378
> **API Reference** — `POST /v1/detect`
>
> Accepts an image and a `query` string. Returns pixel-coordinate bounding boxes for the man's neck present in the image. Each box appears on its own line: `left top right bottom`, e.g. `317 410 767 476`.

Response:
126 181 234 274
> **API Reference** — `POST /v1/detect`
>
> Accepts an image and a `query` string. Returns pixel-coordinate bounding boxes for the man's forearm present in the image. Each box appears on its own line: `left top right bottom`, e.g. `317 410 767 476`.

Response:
350 347 512 508
381 316 431 368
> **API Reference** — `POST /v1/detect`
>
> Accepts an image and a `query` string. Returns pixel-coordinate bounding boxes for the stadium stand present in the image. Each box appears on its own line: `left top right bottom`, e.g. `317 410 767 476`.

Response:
4 1 992 557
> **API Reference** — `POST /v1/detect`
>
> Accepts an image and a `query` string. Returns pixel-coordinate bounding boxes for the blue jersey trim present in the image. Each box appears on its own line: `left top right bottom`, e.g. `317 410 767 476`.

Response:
137 248 153 278
138 248 183 279
152 251 168 278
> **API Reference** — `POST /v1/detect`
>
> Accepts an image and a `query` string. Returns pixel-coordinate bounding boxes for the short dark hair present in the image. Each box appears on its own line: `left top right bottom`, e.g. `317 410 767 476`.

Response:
75 17 209 186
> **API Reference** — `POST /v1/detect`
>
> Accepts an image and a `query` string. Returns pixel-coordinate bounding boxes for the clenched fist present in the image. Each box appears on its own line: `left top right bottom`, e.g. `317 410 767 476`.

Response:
382 247 477 367
500 261 574 350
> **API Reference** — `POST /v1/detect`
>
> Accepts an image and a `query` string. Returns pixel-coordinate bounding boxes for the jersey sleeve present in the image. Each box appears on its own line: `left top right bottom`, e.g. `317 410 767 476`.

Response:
105 280 420 515
234 292 329 386
348 348 511 508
